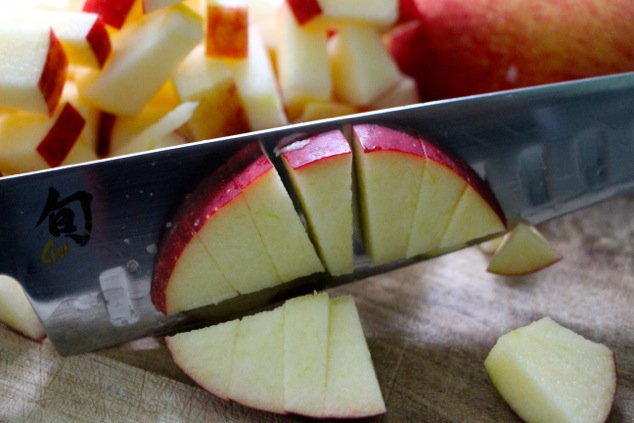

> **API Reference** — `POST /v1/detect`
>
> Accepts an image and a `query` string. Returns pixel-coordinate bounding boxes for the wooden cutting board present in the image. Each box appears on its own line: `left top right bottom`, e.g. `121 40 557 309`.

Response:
1 193 633 422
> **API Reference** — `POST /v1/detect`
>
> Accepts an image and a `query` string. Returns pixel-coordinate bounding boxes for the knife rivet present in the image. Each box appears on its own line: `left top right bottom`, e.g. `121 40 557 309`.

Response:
126 260 140 273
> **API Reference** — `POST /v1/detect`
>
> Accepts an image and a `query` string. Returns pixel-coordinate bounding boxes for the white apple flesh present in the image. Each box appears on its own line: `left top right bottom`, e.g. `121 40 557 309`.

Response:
0 275 46 341
487 222 562 276
485 317 617 423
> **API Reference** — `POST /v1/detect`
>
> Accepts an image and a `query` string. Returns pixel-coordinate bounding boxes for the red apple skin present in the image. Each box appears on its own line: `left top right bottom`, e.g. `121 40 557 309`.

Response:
280 129 351 170
352 124 425 159
39 29 68 116
420 136 506 226
36 103 86 167
388 0 634 102
287 0 322 25
96 112 116 158
85 15 112 69
206 4 249 59
82 0 136 29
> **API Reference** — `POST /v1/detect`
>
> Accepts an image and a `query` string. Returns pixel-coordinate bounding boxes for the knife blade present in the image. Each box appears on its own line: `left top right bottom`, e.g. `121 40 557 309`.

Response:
1 72 633 355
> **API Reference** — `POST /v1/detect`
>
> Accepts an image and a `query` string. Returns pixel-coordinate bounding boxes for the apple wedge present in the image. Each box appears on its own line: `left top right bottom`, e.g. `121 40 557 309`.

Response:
205 0 249 59
78 4 203 116
352 124 426 266
167 292 385 418
279 129 354 276
0 275 46 341
487 223 562 276
485 317 617 423
0 24 67 116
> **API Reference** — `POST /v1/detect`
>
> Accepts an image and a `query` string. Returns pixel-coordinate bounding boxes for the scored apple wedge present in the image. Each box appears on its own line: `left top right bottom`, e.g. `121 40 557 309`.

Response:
279 129 354 276
352 124 426 266
485 317 617 423
166 292 385 418
487 222 562 276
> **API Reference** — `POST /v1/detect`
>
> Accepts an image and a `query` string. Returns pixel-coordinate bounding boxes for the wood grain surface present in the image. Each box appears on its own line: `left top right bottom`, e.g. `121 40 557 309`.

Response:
1 193 633 423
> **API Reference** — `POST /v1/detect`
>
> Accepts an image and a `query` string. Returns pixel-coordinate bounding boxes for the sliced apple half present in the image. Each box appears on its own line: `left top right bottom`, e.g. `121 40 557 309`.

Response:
227 143 324 282
487 223 562 276
485 317 617 423
167 292 385 418
78 4 203 116
0 275 46 341
0 24 67 116
279 129 354 276
352 124 426 266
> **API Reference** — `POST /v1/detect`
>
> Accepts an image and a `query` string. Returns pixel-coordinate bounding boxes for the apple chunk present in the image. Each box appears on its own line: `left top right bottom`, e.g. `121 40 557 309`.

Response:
279 130 354 276
485 317 617 423
166 293 385 418
205 0 249 59
0 24 67 116
352 124 426 266
487 223 562 276
0 275 46 341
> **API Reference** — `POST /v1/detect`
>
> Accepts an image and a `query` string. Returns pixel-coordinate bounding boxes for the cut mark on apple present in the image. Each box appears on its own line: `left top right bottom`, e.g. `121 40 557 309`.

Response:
485 317 617 423
167 292 385 418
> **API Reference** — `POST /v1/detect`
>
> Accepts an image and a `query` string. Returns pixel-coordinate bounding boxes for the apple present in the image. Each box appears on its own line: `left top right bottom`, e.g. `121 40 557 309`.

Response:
204 0 249 59
485 317 617 423
82 0 137 29
279 129 354 276
226 25 288 130
111 101 197 156
166 292 385 418
0 275 46 341
387 0 634 102
0 24 67 116
227 143 324 282
0 82 98 175
172 44 249 140
2 9 112 69
276 2 332 120
329 22 401 107
368 74 420 111
77 4 203 116
286 0 321 25
351 124 426 266
486 223 562 276
246 0 283 49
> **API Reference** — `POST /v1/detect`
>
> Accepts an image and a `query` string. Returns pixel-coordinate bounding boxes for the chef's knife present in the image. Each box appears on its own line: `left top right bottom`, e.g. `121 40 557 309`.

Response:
1 72 633 355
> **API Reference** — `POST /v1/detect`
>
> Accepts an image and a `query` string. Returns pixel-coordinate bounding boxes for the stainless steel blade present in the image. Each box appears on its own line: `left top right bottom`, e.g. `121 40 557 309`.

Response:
1 72 633 355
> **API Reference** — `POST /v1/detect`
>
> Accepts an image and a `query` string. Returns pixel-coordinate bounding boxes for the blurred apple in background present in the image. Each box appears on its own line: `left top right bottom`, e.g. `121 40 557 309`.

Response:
389 0 634 101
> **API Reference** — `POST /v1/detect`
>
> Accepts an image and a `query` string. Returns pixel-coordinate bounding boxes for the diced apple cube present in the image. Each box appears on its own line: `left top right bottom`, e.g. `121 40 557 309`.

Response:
205 0 249 59
0 275 46 341
82 0 137 29
318 0 398 28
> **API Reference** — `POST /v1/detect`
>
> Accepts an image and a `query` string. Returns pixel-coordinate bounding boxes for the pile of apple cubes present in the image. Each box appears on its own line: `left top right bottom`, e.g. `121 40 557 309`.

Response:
0 0 419 175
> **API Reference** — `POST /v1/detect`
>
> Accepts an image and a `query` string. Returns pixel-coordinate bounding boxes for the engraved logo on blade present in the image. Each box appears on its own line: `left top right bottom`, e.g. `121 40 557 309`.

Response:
36 187 94 265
